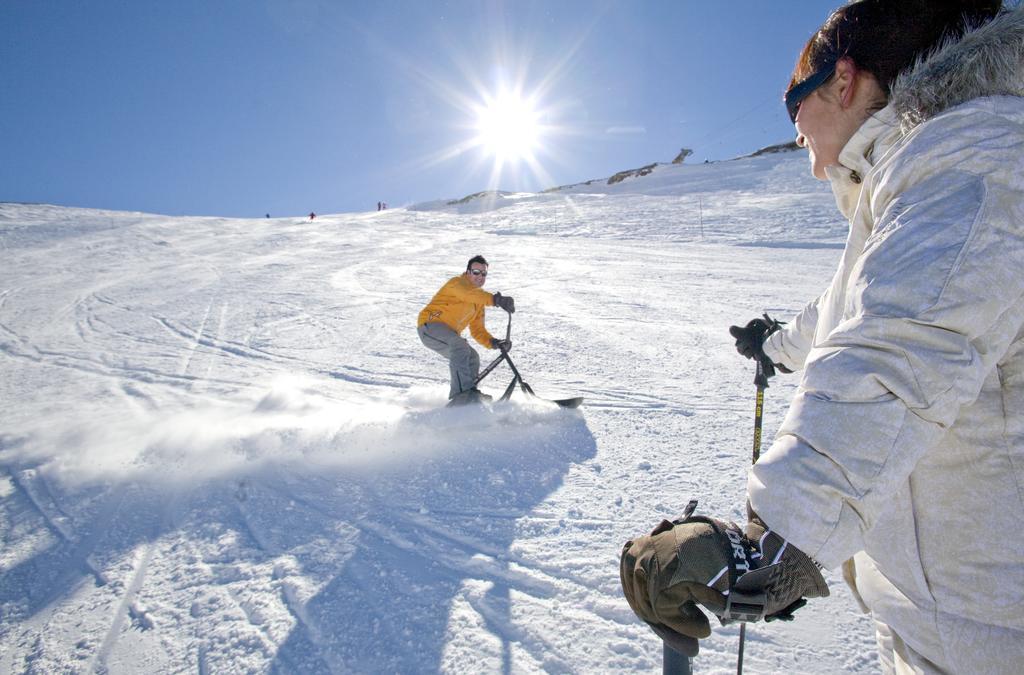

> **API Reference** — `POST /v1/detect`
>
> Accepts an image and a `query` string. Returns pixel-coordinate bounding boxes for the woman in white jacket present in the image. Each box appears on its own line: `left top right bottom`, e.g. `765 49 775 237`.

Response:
621 1 1024 672
734 0 1024 672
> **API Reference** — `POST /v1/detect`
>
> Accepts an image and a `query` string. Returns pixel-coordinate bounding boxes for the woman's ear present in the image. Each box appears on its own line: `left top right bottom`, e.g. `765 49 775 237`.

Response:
837 57 887 113
835 57 859 108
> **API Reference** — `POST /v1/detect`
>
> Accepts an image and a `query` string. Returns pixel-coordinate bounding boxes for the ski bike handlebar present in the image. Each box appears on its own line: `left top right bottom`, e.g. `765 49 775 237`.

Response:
473 309 582 408
473 310 513 387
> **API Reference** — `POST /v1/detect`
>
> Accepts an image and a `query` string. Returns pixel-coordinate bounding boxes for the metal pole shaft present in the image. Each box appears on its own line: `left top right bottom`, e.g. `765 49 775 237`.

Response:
663 642 692 675
738 359 768 675
737 625 746 674
753 382 765 464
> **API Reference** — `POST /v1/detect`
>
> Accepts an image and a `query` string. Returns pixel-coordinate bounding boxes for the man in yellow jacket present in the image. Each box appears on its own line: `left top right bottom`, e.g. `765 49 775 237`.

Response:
418 255 516 405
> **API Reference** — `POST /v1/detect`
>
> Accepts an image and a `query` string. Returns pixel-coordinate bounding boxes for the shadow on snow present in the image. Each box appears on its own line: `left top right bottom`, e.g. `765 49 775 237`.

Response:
0 404 596 674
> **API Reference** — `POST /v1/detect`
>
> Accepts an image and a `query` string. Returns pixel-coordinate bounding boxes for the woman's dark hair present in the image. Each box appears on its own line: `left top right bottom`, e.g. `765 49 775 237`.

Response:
791 0 1002 95
466 255 488 270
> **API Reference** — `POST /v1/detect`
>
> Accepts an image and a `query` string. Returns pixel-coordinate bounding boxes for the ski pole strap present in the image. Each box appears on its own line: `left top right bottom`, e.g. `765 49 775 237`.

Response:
723 565 773 622
717 520 770 623
669 501 769 623
753 312 786 386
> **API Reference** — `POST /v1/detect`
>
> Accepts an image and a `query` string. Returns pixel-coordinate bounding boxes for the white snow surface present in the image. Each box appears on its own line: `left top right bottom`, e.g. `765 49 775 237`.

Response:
0 153 880 674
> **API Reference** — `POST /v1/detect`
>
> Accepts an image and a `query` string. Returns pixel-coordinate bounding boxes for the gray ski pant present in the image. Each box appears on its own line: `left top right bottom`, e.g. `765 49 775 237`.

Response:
418 322 481 399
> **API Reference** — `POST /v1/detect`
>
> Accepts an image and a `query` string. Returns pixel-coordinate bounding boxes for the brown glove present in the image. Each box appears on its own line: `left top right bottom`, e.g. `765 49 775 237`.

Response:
619 501 828 655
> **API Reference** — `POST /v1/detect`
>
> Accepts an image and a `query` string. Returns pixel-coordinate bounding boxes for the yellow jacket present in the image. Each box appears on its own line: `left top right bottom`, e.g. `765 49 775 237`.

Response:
418 275 496 348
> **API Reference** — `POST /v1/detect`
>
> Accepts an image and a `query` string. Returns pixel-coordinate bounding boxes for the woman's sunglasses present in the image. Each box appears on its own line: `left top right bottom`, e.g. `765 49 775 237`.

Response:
784 58 837 123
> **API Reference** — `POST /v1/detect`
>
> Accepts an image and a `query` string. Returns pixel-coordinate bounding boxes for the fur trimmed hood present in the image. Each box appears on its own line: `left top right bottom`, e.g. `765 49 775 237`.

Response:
891 5 1024 132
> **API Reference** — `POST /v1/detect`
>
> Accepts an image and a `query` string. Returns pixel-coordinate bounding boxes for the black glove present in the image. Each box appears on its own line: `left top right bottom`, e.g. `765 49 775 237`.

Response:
729 314 782 360
620 500 828 655
491 338 512 351
729 314 791 373
492 292 515 313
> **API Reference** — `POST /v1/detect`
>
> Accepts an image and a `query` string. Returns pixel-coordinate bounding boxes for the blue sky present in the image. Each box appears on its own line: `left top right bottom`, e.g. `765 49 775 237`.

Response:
2 1 837 217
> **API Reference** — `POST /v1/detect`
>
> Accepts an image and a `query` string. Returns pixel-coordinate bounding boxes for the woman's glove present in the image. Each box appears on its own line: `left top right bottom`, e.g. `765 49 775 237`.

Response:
728 314 791 374
619 501 828 655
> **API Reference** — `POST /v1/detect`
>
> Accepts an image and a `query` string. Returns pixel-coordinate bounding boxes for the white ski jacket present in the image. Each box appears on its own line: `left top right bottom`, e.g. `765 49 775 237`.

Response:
748 6 1024 667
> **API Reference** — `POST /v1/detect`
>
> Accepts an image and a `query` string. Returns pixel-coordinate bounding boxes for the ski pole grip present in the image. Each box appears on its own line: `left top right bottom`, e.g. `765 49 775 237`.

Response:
754 354 775 387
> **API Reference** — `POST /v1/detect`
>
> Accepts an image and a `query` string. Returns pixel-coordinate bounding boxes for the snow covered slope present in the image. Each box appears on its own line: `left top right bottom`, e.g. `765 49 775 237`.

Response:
0 150 879 673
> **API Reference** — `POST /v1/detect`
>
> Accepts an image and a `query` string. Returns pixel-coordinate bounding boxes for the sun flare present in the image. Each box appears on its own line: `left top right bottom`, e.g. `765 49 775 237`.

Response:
474 91 541 162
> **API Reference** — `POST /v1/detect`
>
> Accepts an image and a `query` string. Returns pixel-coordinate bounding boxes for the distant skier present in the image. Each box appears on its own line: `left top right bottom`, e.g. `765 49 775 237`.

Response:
621 1 1024 671
309 212 316 221
377 201 382 211
417 255 515 405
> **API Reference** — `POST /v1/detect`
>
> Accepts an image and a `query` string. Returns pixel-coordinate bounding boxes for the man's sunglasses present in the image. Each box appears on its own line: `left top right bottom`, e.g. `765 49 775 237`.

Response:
469 269 488 277
784 58 837 124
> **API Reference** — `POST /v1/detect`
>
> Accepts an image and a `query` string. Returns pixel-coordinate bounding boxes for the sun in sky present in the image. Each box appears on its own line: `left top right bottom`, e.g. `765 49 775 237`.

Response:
400 67 562 194
473 88 542 164
389 28 577 196
463 81 562 194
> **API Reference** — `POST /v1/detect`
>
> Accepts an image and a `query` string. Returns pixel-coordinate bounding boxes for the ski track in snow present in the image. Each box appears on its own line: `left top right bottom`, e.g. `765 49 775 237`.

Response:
0 155 880 673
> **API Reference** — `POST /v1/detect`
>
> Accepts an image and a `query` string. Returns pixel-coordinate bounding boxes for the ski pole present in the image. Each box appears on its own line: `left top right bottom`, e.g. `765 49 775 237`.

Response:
751 355 773 464
663 641 692 675
737 355 774 675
